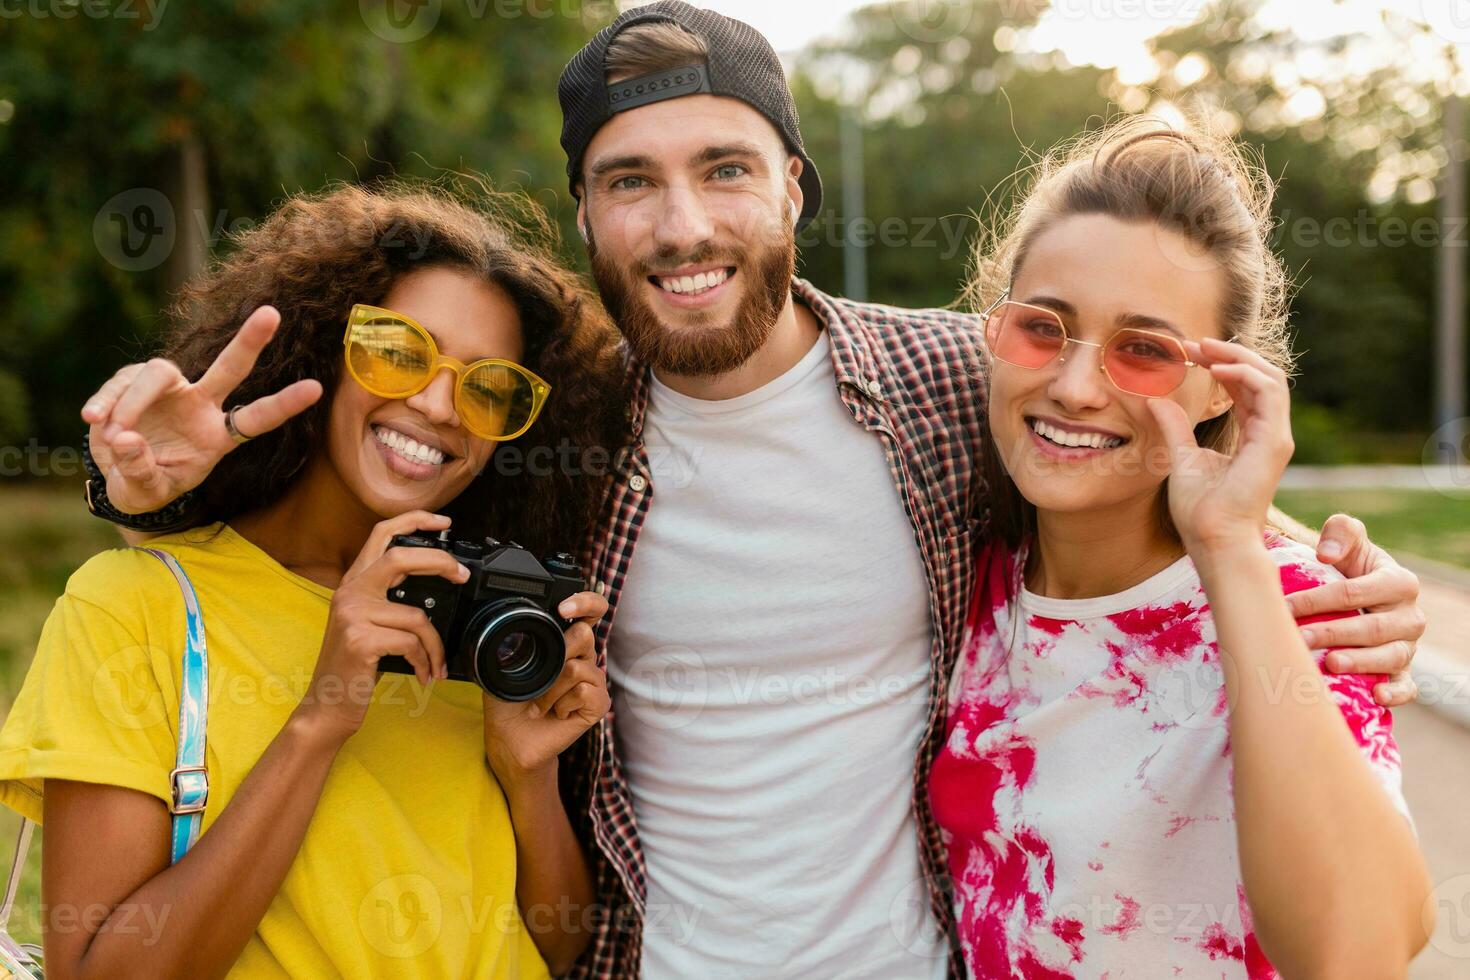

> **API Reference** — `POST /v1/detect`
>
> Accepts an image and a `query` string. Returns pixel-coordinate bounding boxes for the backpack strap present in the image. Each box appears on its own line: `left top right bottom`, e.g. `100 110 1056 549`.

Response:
138 547 210 865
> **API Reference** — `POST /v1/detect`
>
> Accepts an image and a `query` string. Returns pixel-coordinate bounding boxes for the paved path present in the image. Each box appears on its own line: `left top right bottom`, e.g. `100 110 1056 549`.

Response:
1401 703 1470 977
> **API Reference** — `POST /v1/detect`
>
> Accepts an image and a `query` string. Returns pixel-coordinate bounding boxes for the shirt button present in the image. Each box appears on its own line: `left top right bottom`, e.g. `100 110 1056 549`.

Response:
866 379 883 398
629 475 648 492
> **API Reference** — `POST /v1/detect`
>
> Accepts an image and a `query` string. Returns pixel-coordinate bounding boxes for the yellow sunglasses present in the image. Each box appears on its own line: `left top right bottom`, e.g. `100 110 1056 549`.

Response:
343 304 551 442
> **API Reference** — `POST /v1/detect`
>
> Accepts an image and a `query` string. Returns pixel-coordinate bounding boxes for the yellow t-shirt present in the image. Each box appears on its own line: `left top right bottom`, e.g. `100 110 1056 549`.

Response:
0 523 550 979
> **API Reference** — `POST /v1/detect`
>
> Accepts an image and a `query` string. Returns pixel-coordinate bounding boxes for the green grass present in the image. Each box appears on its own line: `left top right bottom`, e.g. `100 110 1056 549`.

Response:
1274 489 1470 570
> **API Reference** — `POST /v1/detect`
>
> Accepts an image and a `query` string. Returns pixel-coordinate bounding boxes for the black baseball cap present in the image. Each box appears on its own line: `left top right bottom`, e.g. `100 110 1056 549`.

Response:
557 0 823 231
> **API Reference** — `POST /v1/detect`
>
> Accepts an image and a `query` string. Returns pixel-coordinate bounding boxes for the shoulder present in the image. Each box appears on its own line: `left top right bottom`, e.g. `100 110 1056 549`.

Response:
59 523 233 630
796 278 984 367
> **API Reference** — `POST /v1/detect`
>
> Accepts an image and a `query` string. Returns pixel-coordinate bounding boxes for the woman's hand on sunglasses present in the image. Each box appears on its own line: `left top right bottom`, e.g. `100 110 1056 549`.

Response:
1148 336 1295 555
80 306 323 515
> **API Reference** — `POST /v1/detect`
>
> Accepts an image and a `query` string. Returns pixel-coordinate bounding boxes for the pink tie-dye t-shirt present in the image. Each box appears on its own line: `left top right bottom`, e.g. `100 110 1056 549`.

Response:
930 534 1408 979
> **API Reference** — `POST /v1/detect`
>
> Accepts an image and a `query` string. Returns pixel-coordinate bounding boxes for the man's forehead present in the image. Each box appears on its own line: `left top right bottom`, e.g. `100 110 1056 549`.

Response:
585 94 787 171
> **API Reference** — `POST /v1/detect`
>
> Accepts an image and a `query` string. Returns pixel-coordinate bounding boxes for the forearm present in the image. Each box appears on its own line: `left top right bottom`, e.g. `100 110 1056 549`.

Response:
66 710 346 980
1195 541 1431 976
496 763 595 976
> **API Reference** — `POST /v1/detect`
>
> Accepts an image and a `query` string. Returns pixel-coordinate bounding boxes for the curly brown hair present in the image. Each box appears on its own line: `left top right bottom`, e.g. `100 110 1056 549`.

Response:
160 178 627 557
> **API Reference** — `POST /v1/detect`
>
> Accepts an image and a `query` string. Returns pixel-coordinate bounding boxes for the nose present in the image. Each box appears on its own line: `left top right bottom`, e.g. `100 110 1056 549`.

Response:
1044 340 1112 413
404 367 460 428
651 182 715 255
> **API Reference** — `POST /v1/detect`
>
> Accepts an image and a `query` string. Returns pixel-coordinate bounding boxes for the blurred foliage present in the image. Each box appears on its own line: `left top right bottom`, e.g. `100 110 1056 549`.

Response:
791 0 1465 459
0 0 1463 461
0 0 605 443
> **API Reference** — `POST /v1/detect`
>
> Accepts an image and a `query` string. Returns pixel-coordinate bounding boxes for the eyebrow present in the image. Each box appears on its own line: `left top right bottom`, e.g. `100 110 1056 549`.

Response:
588 154 655 181
691 141 765 166
1021 295 1186 339
587 141 767 182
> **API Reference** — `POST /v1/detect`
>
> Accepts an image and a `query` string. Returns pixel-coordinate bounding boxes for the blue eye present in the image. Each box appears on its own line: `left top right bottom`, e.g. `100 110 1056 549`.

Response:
611 176 648 191
713 164 746 180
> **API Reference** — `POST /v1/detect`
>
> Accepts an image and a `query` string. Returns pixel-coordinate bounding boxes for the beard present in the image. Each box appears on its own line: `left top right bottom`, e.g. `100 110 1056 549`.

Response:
588 206 796 378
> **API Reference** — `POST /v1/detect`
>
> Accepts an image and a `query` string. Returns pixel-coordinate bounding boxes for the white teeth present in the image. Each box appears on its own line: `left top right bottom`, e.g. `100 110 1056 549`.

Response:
374 425 445 466
1029 419 1124 450
658 269 729 296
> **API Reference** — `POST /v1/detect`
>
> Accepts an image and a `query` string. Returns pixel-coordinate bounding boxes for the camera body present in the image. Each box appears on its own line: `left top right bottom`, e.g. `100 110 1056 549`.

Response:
381 531 584 701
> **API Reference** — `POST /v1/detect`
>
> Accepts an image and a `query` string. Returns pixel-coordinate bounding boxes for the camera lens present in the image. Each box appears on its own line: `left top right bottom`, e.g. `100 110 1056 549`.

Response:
462 600 565 702
494 631 538 674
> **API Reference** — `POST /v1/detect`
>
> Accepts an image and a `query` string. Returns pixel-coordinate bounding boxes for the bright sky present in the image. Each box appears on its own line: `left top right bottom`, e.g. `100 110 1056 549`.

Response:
622 0 1453 64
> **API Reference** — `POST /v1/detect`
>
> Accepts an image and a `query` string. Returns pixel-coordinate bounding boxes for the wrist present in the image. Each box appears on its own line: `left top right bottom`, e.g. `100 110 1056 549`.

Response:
486 748 558 797
1182 524 1267 562
287 703 354 755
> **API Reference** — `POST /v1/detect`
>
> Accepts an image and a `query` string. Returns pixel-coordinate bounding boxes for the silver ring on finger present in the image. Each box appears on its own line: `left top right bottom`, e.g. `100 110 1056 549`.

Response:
225 405 255 444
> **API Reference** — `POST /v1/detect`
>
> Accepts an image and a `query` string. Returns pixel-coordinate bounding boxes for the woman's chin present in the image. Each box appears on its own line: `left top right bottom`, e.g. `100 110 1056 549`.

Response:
356 434 466 513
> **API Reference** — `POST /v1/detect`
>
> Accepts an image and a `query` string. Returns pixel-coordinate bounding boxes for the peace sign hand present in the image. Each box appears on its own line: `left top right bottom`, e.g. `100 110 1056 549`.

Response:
81 306 323 514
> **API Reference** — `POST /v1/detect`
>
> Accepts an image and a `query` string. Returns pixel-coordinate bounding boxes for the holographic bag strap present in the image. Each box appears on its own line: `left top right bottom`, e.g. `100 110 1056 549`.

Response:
137 547 210 865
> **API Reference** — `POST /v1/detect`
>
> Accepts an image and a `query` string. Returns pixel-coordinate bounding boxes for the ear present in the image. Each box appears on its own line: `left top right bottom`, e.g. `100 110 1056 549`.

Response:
1199 379 1234 424
785 155 804 224
575 196 590 245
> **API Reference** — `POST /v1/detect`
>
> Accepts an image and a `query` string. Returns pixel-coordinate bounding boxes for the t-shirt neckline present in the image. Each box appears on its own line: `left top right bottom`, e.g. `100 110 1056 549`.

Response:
1019 550 1198 620
647 328 832 417
213 523 336 600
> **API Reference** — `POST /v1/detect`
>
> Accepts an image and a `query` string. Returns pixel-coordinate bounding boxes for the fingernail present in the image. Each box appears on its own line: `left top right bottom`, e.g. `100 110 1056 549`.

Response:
1299 627 1315 647
458 563 470 580
1320 541 1343 560
84 402 100 418
1326 652 1350 673
558 600 575 617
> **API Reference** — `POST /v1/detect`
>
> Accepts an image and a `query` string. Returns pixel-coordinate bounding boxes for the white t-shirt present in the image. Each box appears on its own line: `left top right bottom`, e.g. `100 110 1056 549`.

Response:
606 330 949 978
932 535 1409 979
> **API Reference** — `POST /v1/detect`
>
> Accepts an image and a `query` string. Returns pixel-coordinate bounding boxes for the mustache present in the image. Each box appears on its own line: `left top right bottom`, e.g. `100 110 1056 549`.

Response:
633 244 745 278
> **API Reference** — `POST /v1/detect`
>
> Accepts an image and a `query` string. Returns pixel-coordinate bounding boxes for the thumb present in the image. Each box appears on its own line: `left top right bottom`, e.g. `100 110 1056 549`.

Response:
1147 398 1199 471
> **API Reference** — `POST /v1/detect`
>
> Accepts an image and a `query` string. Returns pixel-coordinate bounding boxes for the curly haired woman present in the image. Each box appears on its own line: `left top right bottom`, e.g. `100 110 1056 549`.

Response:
0 180 625 978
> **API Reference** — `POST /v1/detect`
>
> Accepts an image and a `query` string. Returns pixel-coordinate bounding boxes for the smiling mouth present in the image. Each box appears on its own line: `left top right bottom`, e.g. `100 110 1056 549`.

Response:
1027 417 1128 450
371 423 456 467
648 267 736 297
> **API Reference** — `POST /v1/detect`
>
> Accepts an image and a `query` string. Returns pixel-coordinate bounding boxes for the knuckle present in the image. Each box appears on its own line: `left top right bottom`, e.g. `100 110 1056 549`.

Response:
1395 567 1421 600
1408 606 1427 637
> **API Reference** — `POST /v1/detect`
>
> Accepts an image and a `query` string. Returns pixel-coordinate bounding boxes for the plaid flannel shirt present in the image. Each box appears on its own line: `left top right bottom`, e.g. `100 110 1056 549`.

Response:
563 277 989 978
